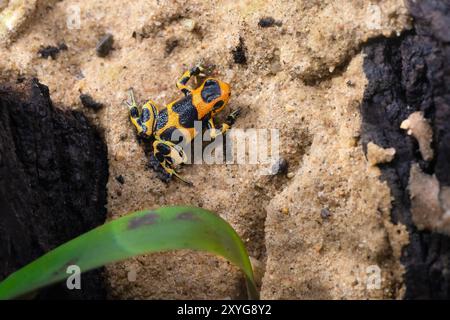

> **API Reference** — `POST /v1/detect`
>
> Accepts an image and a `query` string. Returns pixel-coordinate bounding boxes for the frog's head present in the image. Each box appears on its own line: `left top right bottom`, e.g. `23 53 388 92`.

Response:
200 78 231 116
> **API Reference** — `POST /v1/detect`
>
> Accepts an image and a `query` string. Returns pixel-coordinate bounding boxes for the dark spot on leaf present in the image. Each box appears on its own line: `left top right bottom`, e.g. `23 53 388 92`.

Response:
128 212 159 229
176 212 199 221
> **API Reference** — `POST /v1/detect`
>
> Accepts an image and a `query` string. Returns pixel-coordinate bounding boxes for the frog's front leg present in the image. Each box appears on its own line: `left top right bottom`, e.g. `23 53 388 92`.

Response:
126 88 159 137
152 138 192 185
176 65 206 95
207 108 241 139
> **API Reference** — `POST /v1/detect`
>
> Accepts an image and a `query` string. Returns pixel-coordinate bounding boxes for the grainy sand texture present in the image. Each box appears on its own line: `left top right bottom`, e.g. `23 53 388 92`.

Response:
0 0 414 299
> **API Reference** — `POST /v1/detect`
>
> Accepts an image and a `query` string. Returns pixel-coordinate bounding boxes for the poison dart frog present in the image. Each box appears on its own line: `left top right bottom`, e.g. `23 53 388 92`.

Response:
125 65 240 185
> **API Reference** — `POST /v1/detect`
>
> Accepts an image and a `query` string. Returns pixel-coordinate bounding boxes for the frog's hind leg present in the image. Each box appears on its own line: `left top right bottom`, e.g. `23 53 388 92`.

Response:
148 153 171 183
207 108 241 139
152 139 192 185
125 88 159 137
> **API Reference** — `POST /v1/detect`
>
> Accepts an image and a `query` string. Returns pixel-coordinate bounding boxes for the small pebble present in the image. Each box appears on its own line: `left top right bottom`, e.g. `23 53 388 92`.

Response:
181 18 196 32
96 33 114 57
271 158 289 175
321 208 331 219
287 172 295 179
258 17 282 28
38 43 67 60
281 207 289 215
285 105 296 112
115 150 125 161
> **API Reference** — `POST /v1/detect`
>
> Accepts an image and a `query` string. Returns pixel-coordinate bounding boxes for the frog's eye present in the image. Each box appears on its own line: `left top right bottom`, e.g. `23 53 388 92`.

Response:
213 100 224 111
201 80 221 103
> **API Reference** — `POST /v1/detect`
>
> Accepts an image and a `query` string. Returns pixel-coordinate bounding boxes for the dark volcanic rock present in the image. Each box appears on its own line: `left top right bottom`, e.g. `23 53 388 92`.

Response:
361 0 450 299
258 17 282 28
38 43 68 60
0 79 108 299
96 33 114 58
232 37 247 65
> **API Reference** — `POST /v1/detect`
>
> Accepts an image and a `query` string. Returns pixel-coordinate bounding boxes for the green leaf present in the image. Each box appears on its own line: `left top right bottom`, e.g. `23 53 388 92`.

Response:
0 206 259 300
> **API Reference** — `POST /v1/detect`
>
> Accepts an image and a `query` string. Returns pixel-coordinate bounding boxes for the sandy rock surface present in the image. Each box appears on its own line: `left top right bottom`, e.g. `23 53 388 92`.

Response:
0 0 412 299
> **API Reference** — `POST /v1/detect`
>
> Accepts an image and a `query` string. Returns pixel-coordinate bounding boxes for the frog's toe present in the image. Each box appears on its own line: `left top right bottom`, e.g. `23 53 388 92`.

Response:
231 107 241 118
190 65 203 76
148 153 161 170
157 170 172 183
192 63 215 77
148 154 172 183
226 108 241 125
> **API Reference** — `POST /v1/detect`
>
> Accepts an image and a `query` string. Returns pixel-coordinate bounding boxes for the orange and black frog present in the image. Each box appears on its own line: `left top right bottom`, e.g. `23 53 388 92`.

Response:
125 65 240 185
